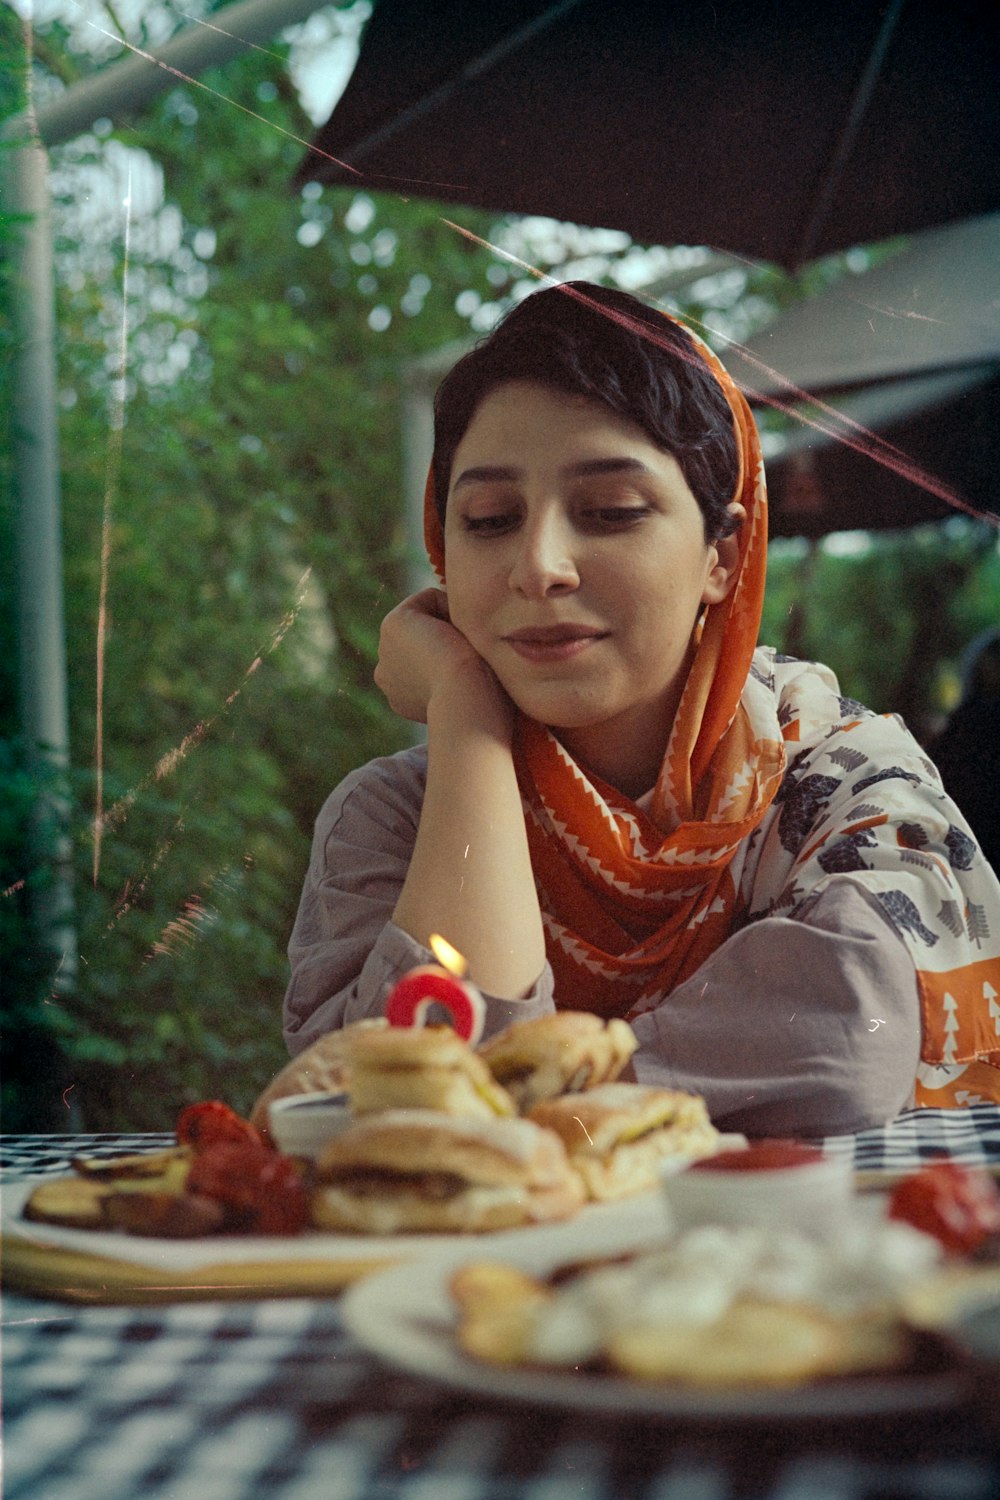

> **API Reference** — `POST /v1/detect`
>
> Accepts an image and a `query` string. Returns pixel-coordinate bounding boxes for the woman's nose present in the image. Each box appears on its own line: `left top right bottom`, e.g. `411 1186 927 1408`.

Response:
508 515 580 597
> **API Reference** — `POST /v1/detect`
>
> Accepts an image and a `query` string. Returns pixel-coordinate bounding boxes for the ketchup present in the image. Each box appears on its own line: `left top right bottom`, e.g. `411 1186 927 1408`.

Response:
689 1141 825 1173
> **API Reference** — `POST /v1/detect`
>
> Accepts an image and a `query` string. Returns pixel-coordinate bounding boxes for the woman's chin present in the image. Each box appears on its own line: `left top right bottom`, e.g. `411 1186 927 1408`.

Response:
506 693 607 732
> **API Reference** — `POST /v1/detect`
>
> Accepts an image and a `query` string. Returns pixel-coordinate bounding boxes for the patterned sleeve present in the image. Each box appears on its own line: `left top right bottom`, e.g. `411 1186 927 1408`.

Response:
742 660 1000 1107
629 881 921 1135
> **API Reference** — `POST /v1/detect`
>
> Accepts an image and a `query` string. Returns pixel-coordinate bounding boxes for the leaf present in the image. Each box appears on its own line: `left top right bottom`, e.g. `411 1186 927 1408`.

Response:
937 900 965 939
967 903 992 947
827 746 867 772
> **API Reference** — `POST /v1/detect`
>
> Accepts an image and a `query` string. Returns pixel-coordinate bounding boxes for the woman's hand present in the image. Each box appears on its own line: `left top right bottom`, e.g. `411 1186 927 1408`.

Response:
374 588 508 728
379 589 544 998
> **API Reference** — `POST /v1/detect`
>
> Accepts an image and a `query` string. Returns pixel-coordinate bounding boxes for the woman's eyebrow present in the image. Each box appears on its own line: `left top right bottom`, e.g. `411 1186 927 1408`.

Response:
452 464 521 490
452 457 651 491
563 458 651 479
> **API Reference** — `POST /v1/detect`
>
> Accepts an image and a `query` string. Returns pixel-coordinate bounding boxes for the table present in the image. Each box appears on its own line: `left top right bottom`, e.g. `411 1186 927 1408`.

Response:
5 1110 1000 1500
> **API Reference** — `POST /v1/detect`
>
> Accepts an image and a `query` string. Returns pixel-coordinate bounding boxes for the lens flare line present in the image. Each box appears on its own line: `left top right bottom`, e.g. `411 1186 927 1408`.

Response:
442 220 995 525
92 160 134 887
174 9 287 63
95 568 312 850
63 6 362 178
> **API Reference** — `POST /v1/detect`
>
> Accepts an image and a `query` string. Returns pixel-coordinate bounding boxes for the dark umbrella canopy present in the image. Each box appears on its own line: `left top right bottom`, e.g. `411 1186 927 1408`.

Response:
299 0 1000 270
756 367 1000 537
727 213 1000 535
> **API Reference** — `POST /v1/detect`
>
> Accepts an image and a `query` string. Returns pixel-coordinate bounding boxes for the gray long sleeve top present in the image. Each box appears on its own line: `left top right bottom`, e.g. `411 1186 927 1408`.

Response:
283 743 922 1138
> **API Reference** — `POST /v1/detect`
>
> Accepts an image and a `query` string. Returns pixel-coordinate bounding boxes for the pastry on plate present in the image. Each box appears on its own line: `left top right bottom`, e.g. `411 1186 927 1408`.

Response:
311 1109 585 1233
449 1218 944 1386
478 1012 637 1110
527 1081 719 1200
335 1023 516 1119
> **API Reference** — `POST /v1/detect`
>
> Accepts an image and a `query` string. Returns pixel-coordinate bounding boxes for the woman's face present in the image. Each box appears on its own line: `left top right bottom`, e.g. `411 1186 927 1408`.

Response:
442 380 741 793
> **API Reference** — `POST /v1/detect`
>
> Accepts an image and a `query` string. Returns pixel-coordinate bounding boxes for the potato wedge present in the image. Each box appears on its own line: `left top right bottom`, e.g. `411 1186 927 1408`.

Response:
450 1263 551 1365
102 1191 227 1238
70 1147 191 1182
24 1151 193 1231
23 1176 111 1230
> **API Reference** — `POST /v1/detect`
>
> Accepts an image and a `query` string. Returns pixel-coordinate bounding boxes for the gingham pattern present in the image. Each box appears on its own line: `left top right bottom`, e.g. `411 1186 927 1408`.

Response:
7 1109 1000 1185
4 1124 1000 1500
0 1132 175 1176
816 1102 1000 1170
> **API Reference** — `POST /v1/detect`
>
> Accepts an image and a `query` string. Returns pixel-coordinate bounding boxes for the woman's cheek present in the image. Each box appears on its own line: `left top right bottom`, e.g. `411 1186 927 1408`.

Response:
441 588 483 651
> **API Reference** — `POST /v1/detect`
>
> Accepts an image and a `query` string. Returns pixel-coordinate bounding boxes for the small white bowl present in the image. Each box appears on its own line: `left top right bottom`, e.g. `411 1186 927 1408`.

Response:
663 1142 854 1240
268 1091 353 1160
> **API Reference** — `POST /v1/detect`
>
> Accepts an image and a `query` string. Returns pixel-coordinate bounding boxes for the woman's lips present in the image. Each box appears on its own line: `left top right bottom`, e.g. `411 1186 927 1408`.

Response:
503 626 608 662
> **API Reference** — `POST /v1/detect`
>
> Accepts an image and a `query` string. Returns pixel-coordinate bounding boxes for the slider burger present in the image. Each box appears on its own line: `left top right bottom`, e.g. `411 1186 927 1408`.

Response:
527 1082 719 1201
336 1023 516 1119
311 1110 587 1233
478 1012 637 1111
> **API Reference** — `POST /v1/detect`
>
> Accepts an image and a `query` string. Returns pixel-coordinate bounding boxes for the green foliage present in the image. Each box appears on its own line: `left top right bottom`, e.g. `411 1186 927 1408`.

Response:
2 9 518 1129
761 523 1000 738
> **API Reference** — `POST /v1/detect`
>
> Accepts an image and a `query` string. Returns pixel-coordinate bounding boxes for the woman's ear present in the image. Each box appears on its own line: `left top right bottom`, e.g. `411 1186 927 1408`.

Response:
701 504 746 605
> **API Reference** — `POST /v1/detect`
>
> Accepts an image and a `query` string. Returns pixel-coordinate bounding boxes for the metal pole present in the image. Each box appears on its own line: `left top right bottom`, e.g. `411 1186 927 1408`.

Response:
3 0 326 1069
7 137 78 999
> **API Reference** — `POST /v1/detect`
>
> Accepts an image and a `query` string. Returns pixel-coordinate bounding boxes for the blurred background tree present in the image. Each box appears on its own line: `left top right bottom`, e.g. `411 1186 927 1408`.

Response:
2 0 997 1129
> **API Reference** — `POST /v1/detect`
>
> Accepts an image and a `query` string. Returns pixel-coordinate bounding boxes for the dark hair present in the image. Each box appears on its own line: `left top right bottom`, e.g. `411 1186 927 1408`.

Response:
432 282 741 542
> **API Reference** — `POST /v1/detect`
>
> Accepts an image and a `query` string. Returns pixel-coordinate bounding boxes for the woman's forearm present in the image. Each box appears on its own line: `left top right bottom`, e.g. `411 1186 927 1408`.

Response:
392 677 546 998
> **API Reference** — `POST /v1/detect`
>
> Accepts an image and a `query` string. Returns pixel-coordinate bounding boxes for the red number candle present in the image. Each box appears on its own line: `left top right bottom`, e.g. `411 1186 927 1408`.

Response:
384 933 485 1045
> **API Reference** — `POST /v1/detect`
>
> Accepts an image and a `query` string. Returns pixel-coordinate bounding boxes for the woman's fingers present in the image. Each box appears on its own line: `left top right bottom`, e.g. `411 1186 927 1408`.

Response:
375 589 475 721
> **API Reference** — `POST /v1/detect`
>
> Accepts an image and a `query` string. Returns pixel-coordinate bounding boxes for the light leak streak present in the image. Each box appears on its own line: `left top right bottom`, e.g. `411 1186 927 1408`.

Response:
64 4 362 180
147 891 212 960
174 9 287 63
142 857 250 965
68 13 990 864
851 296 947 325
92 163 134 886
3 1315 78 1327
106 819 184 933
95 568 311 849
442 220 998 526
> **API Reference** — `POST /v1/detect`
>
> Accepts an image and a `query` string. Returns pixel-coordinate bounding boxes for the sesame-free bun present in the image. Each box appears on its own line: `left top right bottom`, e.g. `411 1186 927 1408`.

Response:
478 1012 637 1110
311 1109 585 1233
528 1082 719 1201
337 1024 516 1118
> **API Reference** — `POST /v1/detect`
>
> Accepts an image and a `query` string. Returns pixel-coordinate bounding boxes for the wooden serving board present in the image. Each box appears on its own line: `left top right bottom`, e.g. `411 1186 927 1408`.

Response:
1 1235 395 1304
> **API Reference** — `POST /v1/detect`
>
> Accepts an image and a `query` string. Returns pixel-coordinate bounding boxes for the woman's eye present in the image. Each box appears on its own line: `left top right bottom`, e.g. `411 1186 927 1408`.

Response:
462 512 518 536
580 506 651 530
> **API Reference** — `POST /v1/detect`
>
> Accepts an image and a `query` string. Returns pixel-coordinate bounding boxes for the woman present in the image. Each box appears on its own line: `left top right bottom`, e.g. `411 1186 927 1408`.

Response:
271 282 1000 1135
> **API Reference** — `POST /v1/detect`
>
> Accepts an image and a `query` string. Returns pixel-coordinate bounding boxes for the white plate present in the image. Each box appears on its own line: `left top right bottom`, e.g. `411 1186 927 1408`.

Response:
340 1248 964 1423
1 1176 675 1275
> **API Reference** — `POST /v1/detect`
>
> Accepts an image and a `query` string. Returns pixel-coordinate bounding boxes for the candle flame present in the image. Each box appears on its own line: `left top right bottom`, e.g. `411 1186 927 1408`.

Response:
428 933 469 978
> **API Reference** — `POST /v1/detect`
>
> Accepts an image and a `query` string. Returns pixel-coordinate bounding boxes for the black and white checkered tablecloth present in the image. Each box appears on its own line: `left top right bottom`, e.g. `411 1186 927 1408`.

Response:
4 1119 1000 1500
818 1102 1000 1171
6 1105 1000 1180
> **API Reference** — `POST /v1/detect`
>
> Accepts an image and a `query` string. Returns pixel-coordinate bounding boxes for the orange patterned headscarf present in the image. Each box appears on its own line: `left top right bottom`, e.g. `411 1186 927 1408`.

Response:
424 292 785 1018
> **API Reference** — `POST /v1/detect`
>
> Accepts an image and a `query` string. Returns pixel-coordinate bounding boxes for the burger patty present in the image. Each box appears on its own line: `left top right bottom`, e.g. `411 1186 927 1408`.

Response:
321 1166 470 1201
